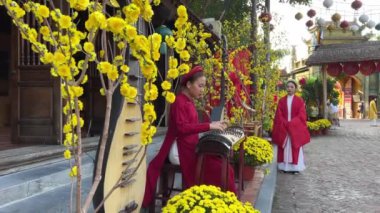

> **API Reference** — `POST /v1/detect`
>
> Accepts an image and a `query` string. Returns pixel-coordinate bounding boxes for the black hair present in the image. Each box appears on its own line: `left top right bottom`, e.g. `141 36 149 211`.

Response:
286 80 298 89
184 71 204 86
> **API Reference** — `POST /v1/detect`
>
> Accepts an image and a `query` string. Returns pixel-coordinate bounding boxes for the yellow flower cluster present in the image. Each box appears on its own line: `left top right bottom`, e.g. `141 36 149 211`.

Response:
233 136 273 167
309 119 332 131
162 185 260 213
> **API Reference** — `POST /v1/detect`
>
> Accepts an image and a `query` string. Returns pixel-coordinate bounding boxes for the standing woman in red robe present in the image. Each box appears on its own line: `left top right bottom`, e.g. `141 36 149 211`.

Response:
272 79 310 173
142 65 236 208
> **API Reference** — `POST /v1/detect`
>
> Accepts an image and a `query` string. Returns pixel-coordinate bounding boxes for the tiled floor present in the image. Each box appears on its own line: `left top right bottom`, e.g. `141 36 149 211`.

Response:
240 168 265 204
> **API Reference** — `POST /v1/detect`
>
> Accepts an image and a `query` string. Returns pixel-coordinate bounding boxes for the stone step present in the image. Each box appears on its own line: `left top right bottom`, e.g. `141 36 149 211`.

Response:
0 137 99 175
0 175 94 213
0 151 95 208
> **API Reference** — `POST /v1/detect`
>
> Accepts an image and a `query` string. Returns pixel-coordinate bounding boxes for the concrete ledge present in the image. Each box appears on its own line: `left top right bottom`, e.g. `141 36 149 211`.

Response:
254 144 277 213
0 137 99 174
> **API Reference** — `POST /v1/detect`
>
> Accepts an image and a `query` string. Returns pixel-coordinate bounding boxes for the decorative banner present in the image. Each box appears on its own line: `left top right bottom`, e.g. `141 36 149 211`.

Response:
359 61 376 76
327 63 342 77
343 62 359 75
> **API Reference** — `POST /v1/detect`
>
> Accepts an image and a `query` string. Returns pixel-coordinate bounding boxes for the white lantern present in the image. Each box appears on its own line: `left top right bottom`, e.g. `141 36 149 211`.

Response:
323 0 333 9
317 18 326 27
367 20 376 28
359 14 369 23
350 24 359 31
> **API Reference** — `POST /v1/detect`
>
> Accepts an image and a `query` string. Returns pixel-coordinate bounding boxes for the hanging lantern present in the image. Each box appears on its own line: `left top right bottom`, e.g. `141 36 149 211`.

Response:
331 13 341 23
359 14 369 23
307 9 316 18
259 12 272 23
360 61 376 76
340 20 350 29
323 0 333 9
351 0 362 10
343 62 359 75
367 20 376 29
351 24 360 31
306 20 314 28
327 63 342 77
375 23 380 30
317 18 326 27
327 24 335 31
295 12 303 20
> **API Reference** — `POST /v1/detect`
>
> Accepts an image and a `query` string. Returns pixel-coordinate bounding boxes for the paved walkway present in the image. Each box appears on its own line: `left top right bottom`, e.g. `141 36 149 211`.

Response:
272 119 380 213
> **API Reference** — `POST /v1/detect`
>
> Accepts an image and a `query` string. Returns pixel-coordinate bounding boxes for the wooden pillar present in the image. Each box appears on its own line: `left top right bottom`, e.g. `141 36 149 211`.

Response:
322 65 328 119
364 75 369 118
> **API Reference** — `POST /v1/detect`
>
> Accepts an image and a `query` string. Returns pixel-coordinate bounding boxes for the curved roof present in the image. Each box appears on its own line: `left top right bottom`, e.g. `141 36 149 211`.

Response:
306 41 380 66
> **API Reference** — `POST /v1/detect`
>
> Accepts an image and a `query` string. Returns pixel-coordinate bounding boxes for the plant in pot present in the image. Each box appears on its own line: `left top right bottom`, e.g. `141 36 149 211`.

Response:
162 185 260 212
233 136 273 180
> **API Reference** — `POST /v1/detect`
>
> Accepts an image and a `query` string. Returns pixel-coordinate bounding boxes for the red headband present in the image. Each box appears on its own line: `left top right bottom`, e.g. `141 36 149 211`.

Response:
181 65 203 86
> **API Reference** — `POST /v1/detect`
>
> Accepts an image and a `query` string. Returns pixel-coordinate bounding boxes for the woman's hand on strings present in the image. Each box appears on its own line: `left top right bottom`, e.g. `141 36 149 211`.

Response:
210 121 227 131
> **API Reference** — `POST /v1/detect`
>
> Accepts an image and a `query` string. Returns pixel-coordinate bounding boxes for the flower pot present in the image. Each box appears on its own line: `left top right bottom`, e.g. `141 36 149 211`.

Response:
243 165 255 181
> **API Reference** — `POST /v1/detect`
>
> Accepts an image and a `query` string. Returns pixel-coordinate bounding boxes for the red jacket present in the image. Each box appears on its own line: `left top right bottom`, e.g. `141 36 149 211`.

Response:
272 95 310 163
142 92 236 207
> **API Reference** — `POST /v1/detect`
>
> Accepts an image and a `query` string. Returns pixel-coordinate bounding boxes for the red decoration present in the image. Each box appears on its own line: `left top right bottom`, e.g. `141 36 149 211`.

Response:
360 61 376 76
307 9 316 18
343 62 359 75
299 78 306 86
327 63 342 77
306 20 314 28
351 0 362 10
259 12 272 23
340 20 349 29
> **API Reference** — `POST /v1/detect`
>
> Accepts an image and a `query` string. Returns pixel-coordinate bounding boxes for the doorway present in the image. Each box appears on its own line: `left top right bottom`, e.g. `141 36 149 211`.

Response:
0 7 12 149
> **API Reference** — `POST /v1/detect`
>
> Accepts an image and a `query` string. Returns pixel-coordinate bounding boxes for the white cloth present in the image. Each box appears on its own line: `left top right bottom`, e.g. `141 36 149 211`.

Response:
277 95 306 172
278 136 306 172
168 141 180 165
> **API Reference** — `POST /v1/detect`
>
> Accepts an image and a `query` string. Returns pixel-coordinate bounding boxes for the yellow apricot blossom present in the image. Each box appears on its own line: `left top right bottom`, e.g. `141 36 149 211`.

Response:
161 81 172 90
64 149 71 159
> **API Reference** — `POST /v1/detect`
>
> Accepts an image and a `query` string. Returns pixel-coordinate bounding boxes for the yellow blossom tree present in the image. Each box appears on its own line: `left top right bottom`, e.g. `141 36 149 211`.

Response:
0 0 195 212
